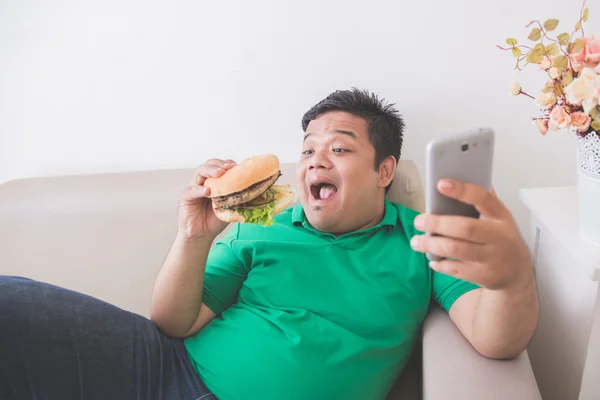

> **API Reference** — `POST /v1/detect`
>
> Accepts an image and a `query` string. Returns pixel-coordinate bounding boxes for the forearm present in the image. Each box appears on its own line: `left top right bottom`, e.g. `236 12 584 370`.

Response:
150 233 213 337
469 277 539 359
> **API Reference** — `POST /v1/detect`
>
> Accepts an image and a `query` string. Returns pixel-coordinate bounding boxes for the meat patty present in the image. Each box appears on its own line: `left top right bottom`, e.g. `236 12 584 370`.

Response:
212 171 281 208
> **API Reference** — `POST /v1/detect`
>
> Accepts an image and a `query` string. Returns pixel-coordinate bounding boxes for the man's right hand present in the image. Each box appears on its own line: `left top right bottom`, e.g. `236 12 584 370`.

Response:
178 158 237 241
151 158 235 337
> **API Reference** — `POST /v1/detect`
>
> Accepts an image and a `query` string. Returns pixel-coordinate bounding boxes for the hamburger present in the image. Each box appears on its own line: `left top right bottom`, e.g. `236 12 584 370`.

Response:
204 154 294 226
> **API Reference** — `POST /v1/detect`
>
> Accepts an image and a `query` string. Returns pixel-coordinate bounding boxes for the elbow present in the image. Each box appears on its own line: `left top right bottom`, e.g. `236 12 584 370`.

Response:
475 345 525 360
149 312 188 339
472 337 532 360
471 315 539 361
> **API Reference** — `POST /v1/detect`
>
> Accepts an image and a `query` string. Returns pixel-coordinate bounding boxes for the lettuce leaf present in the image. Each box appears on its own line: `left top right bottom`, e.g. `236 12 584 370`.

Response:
233 200 276 226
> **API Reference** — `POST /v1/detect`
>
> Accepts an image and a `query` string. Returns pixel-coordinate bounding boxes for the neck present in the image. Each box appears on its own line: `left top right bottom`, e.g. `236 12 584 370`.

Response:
356 199 387 231
333 198 387 236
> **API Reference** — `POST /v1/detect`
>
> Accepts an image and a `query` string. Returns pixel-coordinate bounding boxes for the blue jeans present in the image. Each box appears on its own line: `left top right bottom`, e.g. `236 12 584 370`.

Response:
0 275 216 400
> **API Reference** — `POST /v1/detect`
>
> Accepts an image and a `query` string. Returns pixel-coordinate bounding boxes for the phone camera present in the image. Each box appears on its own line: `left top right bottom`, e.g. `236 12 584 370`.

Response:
461 143 469 152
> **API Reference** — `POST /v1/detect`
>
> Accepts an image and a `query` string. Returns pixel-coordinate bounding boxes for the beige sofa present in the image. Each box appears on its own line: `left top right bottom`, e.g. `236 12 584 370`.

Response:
0 160 541 399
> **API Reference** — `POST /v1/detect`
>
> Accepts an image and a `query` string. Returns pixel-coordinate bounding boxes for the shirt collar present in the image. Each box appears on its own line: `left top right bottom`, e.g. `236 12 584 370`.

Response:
292 198 398 232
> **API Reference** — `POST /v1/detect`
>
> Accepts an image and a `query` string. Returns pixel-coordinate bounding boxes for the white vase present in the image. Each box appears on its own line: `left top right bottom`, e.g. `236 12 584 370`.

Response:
576 130 600 246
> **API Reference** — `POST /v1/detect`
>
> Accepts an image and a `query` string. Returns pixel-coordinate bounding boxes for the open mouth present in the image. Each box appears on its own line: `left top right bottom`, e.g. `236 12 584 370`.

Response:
310 183 338 201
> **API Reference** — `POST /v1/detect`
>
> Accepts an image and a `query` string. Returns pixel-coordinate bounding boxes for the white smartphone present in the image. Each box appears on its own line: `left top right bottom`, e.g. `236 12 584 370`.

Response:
425 127 495 262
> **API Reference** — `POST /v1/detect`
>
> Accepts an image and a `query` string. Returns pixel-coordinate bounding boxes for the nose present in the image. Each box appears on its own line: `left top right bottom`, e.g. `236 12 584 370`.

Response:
309 150 333 170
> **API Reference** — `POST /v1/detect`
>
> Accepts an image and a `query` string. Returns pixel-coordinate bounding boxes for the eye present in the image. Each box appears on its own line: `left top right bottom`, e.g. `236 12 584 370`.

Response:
333 148 349 153
302 149 314 156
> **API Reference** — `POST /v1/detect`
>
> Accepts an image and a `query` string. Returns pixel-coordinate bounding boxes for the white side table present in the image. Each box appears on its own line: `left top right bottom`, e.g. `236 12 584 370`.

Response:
520 186 600 400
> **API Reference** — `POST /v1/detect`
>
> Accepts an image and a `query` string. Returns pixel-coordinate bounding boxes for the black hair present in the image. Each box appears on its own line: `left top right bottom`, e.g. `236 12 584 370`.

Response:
301 87 405 193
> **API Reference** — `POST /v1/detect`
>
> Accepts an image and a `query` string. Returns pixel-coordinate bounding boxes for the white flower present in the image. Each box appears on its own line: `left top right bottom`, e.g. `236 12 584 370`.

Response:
565 68 599 114
536 91 557 109
510 82 521 96
582 67 599 81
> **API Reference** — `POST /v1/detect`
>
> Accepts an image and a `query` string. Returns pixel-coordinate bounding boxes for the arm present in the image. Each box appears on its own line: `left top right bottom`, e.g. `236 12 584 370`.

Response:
150 234 216 338
150 158 236 338
411 179 539 359
449 279 538 359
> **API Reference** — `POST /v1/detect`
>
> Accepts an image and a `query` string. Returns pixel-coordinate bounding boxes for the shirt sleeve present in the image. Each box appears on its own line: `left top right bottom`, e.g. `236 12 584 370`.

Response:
432 269 480 312
202 224 249 315
398 204 481 312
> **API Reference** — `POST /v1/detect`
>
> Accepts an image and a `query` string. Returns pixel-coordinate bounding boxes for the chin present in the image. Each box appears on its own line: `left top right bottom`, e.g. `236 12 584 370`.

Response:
304 209 338 232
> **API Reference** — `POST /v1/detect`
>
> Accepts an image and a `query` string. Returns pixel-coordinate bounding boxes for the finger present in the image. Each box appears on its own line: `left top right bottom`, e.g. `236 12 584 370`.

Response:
414 213 497 244
410 234 489 263
181 185 210 202
428 259 482 285
437 179 508 219
204 158 237 167
191 164 228 186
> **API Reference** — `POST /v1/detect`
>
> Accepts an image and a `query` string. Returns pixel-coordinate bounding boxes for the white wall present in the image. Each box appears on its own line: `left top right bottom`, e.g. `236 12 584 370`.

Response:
2 0 596 234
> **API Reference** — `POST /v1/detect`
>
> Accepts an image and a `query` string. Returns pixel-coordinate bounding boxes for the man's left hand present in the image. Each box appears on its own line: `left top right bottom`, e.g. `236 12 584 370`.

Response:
410 178 533 291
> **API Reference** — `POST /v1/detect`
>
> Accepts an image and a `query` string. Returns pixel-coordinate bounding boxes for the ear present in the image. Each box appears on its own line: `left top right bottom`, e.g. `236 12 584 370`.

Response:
377 156 396 189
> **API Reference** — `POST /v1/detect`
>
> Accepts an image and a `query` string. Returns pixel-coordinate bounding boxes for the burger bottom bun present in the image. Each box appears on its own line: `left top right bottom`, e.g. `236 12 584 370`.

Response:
213 184 295 224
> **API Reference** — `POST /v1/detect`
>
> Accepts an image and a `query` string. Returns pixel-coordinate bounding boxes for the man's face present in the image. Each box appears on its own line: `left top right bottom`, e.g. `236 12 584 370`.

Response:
296 111 391 234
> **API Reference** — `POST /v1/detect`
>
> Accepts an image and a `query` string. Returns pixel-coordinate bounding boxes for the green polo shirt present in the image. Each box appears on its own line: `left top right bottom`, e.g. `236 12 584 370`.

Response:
184 200 479 400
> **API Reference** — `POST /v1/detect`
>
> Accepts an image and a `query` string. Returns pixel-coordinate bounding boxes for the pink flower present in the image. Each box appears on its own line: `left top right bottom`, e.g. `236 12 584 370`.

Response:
548 106 571 130
540 56 553 71
570 36 600 72
585 36 600 64
536 119 549 135
570 111 592 133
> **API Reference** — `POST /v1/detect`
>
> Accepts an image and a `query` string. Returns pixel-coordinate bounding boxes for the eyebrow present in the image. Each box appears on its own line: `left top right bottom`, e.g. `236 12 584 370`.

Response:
303 129 357 142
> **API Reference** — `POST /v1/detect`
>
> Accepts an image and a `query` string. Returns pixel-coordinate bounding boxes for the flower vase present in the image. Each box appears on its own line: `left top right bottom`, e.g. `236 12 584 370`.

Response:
576 130 600 246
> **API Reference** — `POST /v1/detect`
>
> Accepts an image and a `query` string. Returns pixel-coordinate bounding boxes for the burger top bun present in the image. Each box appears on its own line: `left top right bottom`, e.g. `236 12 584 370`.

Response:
204 154 280 197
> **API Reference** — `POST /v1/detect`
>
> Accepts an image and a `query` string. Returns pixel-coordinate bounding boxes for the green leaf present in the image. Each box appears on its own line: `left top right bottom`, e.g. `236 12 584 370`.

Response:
529 28 542 41
592 120 600 131
533 43 545 55
553 55 568 69
542 87 553 93
506 38 518 46
568 38 586 54
575 21 582 31
590 106 598 119
235 201 276 226
558 33 570 46
546 43 560 56
554 82 564 97
584 8 589 22
527 51 543 64
544 19 559 31
512 47 522 57
526 45 545 64
563 70 574 86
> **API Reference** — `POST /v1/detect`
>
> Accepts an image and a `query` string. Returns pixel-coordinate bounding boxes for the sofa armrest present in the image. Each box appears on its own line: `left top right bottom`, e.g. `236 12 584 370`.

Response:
422 305 541 400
